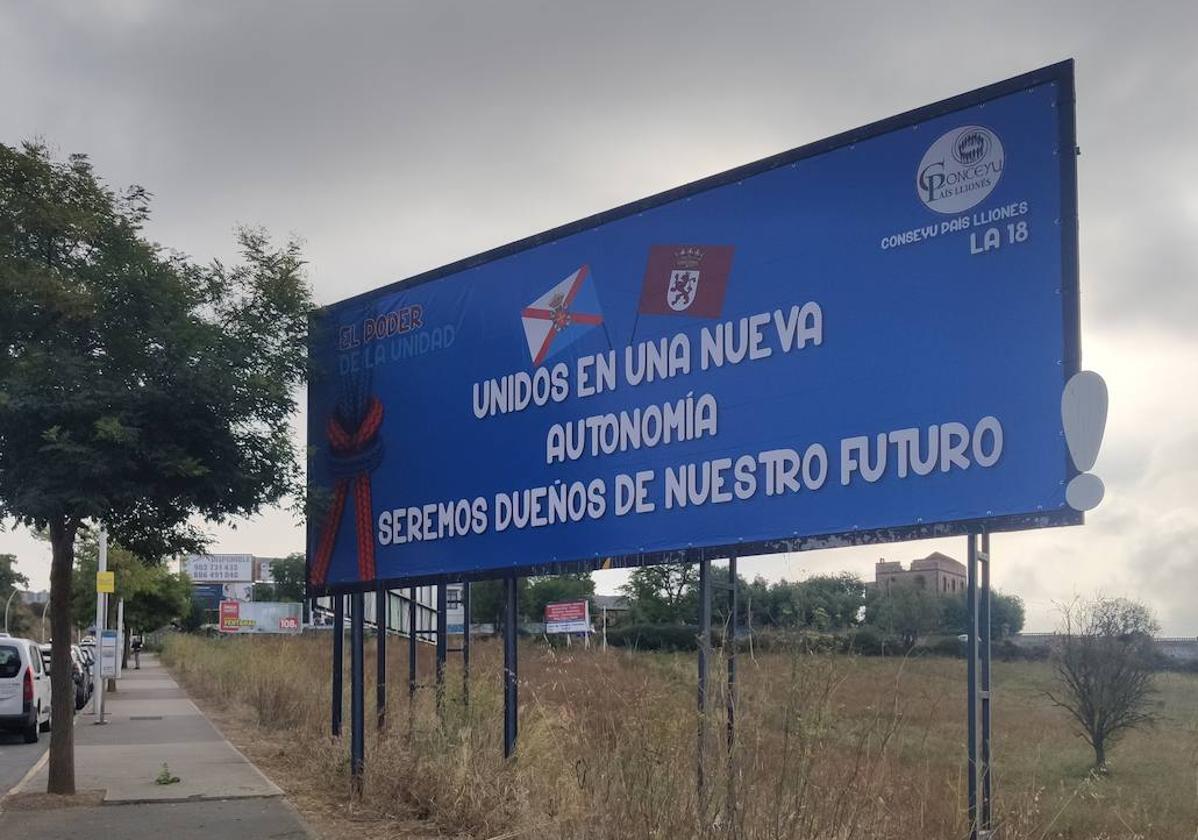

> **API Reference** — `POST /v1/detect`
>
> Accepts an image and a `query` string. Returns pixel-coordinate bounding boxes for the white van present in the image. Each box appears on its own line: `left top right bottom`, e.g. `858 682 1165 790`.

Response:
0 637 53 743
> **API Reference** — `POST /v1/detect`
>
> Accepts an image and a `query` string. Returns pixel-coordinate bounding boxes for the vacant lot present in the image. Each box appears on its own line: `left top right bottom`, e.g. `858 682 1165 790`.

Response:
162 634 1198 839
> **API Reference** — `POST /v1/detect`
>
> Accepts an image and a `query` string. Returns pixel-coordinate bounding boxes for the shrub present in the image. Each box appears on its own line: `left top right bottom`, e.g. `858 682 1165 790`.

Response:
605 623 704 651
843 626 906 656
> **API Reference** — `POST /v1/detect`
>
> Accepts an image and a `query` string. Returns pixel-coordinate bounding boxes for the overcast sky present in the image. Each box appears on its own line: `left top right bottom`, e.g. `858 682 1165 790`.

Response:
2 1 1195 633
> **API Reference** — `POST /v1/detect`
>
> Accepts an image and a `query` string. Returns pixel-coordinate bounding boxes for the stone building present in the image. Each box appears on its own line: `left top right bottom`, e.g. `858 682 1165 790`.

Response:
874 551 967 596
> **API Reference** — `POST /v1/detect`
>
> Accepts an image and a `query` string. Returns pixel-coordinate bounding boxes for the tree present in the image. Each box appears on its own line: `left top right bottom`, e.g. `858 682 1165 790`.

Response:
268 553 307 602
1 553 31 633
0 142 311 793
622 564 697 624
524 573 595 623
469 577 528 630
865 586 942 646
1048 597 1159 770
795 573 867 630
941 590 1026 637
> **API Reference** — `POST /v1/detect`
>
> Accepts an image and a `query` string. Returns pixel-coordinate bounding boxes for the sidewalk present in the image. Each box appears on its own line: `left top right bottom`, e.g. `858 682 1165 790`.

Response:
2 654 314 839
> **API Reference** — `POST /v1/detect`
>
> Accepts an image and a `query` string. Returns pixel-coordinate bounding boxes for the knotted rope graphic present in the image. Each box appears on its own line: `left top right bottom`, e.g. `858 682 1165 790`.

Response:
311 396 384 585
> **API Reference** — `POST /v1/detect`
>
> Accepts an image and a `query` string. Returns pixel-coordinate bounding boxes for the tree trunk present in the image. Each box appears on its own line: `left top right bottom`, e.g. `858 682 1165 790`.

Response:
1094 736 1106 771
47 518 78 795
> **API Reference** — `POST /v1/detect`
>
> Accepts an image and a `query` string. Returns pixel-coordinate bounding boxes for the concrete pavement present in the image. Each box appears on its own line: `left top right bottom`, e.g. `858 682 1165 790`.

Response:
2 654 314 838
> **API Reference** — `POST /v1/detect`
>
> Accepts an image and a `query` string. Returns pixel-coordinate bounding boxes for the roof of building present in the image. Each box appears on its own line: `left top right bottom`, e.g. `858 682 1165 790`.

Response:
592 595 630 611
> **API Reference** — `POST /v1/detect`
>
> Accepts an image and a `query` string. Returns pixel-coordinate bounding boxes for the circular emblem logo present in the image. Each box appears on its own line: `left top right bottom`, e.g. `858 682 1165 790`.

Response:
916 125 1004 214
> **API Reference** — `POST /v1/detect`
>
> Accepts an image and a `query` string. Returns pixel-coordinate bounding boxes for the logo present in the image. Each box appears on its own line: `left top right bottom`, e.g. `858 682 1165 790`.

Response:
638 244 734 319
916 125 1004 214
520 266 605 366
668 247 704 312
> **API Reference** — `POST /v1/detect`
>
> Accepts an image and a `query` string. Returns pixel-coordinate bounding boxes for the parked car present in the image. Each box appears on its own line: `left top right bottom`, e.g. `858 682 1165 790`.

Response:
0 637 52 743
41 643 89 711
73 644 94 700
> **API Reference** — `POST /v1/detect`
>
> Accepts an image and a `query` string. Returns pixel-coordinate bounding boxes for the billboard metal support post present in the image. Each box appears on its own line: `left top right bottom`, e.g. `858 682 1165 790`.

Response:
462 582 471 708
696 555 711 798
350 592 365 796
332 595 344 738
503 574 519 760
980 532 993 834
726 552 738 825
376 584 387 731
407 587 417 736
966 534 980 840
436 584 447 723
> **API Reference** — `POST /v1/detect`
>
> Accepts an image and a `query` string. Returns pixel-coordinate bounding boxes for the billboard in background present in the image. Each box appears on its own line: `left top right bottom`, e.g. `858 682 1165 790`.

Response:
446 583 466 634
191 583 225 611
219 601 303 635
221 582 254 602
183 554 254 583
545 601 590 635
307 62 1080 595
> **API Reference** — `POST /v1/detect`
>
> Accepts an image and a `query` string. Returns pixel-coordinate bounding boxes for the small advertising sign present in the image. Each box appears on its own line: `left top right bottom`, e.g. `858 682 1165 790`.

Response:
446 583 466 634
182 554 255 583
219 600 303 635
99 629 118 678
545 600 590 635
96 571 115 593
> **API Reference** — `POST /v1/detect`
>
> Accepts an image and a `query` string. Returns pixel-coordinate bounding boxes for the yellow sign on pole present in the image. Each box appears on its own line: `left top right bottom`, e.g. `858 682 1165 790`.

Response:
96 571 115 593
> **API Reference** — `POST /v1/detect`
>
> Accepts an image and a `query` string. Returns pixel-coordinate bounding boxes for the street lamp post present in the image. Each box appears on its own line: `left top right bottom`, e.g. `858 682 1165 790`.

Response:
3 589 18 634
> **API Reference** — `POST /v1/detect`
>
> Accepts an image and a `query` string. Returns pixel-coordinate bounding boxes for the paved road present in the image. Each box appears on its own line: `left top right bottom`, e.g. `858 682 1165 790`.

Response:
0 729 47 796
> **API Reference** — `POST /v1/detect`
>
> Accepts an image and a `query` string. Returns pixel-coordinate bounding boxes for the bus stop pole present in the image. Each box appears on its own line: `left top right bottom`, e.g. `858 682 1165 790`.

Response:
93 526 107 724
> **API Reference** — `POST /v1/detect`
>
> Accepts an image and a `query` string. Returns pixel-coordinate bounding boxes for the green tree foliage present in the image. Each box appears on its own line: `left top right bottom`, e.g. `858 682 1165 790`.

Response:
0 552 29 597
621 564 697 624
524 573 595 623
268 553 307 602
864 586 943 646
1 553 35 635
469 577 529 629
70 530 191 632
0 141 311 793
940 590 1026 637
1049 597 1159 769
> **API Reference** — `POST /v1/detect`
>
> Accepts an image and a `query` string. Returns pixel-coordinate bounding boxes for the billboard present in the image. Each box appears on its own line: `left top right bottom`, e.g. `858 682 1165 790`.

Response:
545 601 591 635
219 601 303 635
183 554 254 583
446 583 466 634
307 62 1080 595
191 583 225 611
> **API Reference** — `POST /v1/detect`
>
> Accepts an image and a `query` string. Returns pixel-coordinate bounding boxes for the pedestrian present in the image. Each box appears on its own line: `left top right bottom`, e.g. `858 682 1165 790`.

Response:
131 634 143 669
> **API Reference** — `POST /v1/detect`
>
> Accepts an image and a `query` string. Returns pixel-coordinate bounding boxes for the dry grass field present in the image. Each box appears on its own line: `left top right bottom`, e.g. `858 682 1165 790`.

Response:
162 633 1198 840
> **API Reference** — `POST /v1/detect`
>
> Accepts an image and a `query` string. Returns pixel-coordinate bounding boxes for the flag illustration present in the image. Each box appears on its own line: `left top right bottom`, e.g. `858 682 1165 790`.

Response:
521 265 604 365
637 244 734 318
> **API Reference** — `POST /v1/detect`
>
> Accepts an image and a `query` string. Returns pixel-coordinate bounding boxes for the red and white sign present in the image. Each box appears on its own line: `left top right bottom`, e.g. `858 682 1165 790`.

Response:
545 600 590 634
219 600 302 635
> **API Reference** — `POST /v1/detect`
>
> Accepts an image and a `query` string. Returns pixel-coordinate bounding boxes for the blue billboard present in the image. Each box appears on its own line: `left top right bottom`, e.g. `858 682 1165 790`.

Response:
307 62 1080 594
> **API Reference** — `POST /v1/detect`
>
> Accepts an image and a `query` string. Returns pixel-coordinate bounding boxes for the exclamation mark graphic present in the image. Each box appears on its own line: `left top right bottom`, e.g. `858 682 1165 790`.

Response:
1061 370 1108 511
